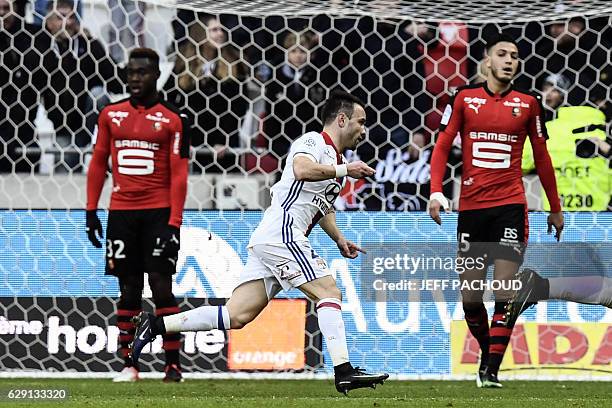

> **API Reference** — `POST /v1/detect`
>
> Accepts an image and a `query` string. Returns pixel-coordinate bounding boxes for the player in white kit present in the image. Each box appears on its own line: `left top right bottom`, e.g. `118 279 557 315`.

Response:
130 91 389 394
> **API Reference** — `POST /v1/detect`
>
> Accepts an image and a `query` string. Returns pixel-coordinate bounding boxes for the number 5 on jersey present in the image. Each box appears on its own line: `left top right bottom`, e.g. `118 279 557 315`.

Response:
117 149 155 175
472 142 511 169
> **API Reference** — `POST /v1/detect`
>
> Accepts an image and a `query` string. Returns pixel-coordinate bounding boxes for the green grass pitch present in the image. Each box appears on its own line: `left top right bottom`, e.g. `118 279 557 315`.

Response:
0 379 610 407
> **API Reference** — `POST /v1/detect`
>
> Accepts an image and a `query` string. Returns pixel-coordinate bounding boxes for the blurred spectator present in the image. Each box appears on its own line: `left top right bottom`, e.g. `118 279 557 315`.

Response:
170 8 197 48
523 106 610 211
323 18 435 167
0 0 51 172
262 31 326 162
43 0 123 172
33 0 81 25
164 14 249 173
589 88 612 125
401 20 438 132
358 19 416 160
108 0 146 63
408 21 467 136
308 15 355 90
523 17 611 106
540 73 571 121
170 11 228 51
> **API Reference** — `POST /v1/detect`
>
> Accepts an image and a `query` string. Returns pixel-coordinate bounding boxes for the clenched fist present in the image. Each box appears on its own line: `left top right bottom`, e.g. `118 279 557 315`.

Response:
347 161 376 179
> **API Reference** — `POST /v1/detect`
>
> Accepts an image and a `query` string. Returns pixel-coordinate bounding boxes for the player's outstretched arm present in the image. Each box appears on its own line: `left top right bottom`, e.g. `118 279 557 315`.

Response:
319 210 365 259
293 156 375 182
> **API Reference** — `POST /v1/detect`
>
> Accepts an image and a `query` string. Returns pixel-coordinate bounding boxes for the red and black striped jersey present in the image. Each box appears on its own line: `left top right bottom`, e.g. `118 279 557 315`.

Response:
431 82 560 212
86 97 191 227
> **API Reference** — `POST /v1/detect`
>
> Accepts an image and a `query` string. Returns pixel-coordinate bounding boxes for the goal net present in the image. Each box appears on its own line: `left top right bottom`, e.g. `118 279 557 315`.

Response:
0 0 610 379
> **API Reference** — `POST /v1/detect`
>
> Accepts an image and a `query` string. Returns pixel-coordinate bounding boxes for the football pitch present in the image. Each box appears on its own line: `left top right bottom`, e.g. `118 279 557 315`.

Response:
0 379 610 407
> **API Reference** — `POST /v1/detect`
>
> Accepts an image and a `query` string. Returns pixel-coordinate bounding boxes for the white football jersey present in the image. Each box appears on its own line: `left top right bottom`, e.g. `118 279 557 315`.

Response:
249 131 346 246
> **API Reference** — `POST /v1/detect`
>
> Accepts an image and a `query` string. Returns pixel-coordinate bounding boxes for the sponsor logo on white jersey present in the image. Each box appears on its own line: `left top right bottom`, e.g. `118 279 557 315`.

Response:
324 148 337 160
304 137 316 148
311 182 342 214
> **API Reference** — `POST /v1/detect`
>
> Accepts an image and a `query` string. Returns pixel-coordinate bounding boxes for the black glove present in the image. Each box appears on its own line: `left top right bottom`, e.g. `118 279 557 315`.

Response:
86 210 103 248
152 225 180 263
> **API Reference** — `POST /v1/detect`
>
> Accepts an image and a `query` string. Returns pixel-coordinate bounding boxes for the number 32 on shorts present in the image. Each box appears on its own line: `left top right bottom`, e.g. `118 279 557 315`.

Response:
106 239 126 259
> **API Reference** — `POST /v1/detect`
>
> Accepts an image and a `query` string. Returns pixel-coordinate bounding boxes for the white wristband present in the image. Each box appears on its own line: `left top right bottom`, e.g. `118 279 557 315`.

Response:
334 164 348 178
430 192 450 211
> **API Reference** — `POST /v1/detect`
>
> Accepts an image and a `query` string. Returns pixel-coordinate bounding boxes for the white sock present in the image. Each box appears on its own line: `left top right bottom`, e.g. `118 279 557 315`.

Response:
548 277 612 307
316 298 350 367
163 305 230 332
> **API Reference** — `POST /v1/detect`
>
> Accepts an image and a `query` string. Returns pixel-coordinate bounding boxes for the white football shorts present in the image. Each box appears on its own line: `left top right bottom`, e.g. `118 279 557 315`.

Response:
238 240 333 299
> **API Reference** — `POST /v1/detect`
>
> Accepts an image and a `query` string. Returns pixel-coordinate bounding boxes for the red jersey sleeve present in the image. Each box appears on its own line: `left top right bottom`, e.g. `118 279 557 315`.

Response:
528 95 561 212
430 91 464 194
86 110 111 211
167 113 191 227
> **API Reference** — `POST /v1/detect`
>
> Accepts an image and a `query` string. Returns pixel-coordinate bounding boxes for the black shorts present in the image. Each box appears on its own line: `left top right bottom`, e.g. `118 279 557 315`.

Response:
457 203 528 265
105 208 176 277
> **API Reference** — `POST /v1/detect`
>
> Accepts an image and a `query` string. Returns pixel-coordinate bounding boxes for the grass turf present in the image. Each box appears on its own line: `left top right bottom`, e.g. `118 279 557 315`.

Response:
0 379 610 407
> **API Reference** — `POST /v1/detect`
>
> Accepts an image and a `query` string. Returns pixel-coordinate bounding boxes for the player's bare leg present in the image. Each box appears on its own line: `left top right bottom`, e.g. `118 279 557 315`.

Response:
129 279 270 365
481 259 521 388
298 276 389 395
459 266 489 388
225 280 271 329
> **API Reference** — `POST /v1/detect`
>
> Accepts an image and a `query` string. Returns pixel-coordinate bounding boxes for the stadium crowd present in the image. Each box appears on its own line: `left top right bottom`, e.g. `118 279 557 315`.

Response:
0 0 610 209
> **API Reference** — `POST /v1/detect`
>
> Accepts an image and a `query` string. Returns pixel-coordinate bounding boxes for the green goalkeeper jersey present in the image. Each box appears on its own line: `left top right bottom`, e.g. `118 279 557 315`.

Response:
522 106 610 211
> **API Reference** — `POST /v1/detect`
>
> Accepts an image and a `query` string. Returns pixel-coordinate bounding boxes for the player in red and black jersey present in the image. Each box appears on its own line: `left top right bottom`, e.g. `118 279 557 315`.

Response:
85 48 191 383
429 34 564 388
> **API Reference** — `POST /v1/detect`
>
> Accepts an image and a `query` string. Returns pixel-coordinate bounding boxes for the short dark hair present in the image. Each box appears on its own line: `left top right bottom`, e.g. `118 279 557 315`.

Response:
320 90 365 125
47 0 75 13
485 32 518 54
129 48 160 69
199 13 217 27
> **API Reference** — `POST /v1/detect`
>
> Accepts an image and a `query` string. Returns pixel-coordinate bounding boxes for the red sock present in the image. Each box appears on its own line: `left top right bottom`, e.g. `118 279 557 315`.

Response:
464 303 490 361
156 305 182 367
117 308 141 367
488 303 515 373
